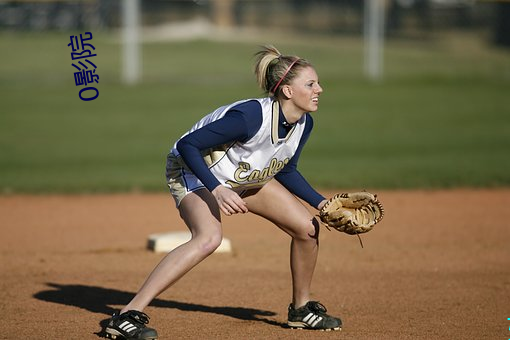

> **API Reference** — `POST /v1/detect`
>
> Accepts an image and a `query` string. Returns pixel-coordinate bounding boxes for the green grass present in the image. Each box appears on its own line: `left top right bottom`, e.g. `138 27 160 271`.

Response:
0 31 509 193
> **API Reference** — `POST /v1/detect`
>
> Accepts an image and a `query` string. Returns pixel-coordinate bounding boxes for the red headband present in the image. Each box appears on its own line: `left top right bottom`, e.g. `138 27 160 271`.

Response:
271 58 299 94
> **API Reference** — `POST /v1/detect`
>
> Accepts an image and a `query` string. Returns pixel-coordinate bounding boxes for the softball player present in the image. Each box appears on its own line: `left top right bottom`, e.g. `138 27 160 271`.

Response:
105 45 341 340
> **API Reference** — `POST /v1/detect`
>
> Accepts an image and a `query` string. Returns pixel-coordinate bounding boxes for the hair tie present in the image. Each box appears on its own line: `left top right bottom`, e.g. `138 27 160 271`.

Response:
271 58 299 94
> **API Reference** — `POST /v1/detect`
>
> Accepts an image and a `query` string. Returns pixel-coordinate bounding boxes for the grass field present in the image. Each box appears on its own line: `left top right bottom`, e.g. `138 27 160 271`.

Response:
0 31 509 193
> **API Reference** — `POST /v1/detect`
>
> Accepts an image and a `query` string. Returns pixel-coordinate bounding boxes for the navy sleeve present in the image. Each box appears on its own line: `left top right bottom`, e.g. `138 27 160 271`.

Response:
176 100 262 192
275 114 326 209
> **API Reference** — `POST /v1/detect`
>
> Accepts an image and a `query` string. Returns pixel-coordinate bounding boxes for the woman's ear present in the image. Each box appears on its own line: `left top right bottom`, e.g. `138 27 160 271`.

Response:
282 85 292 99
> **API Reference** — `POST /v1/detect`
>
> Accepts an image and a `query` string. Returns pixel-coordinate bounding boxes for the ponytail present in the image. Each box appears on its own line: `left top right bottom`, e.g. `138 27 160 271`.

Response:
253 45 312 96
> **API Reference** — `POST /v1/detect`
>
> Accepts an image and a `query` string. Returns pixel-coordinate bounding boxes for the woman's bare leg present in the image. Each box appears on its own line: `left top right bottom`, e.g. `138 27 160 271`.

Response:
121 189 222 313
243 180 320 309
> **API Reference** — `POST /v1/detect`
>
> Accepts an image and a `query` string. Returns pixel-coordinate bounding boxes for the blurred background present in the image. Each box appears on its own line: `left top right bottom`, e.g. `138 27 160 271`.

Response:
0 0 509 193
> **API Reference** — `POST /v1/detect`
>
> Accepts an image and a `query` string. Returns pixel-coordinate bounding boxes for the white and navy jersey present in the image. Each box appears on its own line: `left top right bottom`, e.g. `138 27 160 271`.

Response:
168 97 325 208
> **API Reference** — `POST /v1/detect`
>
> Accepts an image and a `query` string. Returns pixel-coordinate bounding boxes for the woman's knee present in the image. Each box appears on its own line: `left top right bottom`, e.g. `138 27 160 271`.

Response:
292 217 321 241
192 230 223 256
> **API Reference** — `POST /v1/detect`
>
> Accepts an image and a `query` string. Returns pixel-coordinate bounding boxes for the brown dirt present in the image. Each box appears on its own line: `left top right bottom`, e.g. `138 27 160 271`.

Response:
1 189 510 339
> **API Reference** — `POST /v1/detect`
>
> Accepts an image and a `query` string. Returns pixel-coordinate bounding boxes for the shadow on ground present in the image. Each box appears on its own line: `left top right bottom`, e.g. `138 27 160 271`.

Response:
34 282 284 337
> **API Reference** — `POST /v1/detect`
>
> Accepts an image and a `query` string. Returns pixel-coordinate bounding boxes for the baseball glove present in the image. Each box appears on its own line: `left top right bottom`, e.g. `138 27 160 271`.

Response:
318 192 384 238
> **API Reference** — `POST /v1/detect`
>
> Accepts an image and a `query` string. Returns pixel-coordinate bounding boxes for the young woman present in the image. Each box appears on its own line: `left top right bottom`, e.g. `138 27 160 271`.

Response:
105 45 341 340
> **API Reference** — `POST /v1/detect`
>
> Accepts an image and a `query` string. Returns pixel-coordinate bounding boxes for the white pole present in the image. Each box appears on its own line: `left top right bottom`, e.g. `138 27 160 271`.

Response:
122 0 141 85
364 0 385 81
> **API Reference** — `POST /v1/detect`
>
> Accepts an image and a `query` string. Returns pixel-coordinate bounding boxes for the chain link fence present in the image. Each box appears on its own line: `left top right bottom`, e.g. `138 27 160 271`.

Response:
0 0 507 46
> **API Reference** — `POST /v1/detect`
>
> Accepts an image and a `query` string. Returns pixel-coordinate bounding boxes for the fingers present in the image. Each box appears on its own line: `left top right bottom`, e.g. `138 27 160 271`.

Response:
220 202 247 216
212 186 248 216
220 197 248 216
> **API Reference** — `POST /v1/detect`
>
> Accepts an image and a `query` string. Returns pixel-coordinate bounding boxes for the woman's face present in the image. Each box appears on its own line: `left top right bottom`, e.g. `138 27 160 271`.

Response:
287 66 323 113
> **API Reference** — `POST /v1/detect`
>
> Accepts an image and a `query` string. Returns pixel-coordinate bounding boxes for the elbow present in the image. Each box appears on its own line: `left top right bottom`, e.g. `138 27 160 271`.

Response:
176 138 188 154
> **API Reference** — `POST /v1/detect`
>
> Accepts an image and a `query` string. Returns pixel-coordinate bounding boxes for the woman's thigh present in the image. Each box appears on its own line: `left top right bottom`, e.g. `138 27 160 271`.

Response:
243 180 319 239
178 189 222 238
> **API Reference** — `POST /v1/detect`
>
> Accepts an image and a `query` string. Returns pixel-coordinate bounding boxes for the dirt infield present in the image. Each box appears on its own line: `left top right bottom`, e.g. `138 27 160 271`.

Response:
1 189 509 339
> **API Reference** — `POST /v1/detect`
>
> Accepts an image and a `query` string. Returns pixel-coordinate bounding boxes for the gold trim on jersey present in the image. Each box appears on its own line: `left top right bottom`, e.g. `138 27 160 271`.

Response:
201 143 233 167
271 101 279 144
271 100 298 145
171 143 234 172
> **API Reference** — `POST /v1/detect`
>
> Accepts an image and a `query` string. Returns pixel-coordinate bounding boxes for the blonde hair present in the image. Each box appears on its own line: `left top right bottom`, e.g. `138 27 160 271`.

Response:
253 45 312 97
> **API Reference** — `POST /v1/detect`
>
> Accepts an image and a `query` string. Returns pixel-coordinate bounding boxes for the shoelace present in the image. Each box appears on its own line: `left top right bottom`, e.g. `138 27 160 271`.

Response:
128 311 150 325
307 301 327 314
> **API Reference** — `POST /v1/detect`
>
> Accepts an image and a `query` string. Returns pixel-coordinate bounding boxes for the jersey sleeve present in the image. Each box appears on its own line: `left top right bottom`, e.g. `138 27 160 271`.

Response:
274 114 326 209
176 100 262 192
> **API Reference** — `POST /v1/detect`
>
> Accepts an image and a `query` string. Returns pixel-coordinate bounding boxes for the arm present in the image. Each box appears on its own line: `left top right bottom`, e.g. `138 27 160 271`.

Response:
176 100 262 191
275 114 326 209
176 100 262 214
176 113 245 192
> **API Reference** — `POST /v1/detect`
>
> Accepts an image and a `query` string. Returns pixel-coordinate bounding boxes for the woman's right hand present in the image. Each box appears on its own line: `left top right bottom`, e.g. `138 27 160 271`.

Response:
211 185 249 216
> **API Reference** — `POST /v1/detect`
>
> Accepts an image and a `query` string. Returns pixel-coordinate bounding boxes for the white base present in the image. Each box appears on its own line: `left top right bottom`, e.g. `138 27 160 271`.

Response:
147 231 232 253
